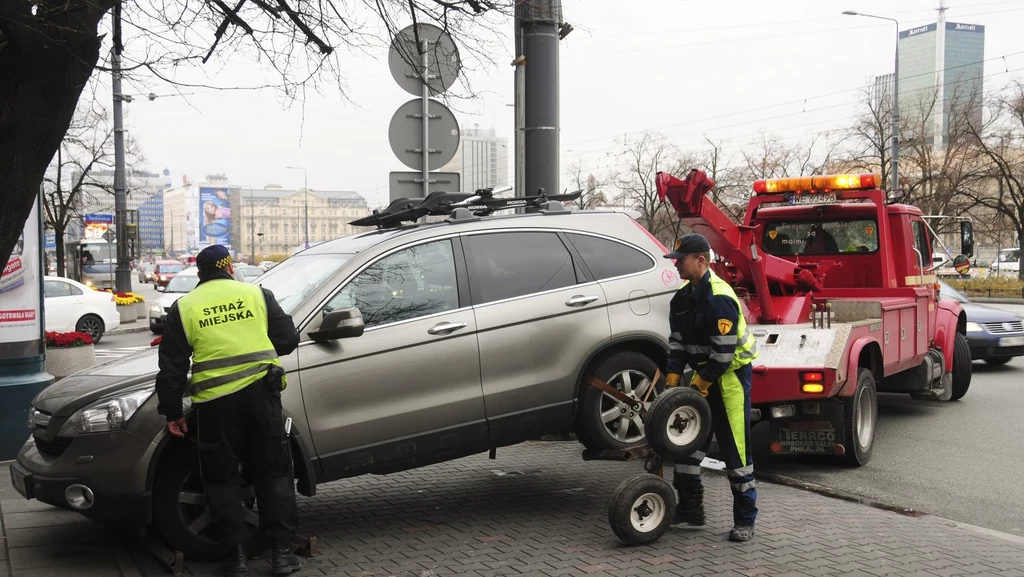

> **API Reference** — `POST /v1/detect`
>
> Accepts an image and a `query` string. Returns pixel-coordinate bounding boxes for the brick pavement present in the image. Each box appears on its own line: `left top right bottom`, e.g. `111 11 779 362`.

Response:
120 441 1024 577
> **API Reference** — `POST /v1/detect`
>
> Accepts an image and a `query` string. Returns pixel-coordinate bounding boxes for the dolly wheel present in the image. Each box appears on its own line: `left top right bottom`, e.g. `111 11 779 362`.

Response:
608 474 676 546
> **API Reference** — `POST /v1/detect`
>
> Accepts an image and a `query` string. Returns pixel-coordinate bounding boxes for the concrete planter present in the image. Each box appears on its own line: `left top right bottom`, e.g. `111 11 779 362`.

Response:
118 304 137 324
46 345 97 380
136 301 148 320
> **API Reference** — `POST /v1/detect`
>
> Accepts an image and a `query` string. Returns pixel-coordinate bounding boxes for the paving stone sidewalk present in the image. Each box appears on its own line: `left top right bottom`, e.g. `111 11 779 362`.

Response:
6 441 1024 576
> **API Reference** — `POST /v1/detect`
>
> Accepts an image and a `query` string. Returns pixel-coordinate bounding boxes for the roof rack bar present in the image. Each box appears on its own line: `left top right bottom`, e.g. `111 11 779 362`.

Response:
351 189 583 229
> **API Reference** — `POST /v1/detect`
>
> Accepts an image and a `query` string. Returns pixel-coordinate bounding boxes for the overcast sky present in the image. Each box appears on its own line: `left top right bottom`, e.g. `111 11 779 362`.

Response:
107 0 1024 209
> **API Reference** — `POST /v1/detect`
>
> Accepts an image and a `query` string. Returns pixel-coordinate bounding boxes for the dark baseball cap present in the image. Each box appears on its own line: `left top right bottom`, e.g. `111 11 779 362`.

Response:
196 245 232 270
664 233 712 259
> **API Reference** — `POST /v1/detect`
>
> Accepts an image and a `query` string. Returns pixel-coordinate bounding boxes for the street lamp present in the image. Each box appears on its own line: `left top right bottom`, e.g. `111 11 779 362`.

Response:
286 166 309 249
237 185 256 263
257 232 264 259
843 10 900 193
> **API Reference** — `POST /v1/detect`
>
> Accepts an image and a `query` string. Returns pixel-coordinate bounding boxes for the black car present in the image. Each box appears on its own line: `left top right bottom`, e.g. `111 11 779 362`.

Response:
939 281 1024 365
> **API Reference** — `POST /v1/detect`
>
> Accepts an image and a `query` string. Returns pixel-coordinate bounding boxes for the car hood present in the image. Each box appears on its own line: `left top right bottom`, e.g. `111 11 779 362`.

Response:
158 291 188 308
960 302 1022 324
32 348 160 418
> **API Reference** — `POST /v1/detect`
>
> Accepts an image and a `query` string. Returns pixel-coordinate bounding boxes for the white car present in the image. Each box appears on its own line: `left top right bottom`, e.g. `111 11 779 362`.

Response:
149 267 201 333
43 277 120 344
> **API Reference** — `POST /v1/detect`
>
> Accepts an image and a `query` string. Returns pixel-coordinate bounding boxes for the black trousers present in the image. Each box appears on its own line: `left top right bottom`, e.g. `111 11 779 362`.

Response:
195 378 298 547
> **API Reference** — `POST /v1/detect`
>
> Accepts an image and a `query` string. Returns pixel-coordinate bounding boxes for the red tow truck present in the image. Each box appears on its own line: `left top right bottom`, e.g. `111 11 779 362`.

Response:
656 170 974 466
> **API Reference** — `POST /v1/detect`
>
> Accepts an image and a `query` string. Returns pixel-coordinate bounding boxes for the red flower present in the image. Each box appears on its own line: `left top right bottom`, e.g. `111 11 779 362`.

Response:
45 331 94 348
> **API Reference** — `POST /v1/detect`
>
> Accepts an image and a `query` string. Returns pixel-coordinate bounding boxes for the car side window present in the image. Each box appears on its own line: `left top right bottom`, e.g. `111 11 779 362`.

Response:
68 284 83 296
323 239 459 328
44 280 73 298
912 220 931 270
564 232 654 280
464 232 579 305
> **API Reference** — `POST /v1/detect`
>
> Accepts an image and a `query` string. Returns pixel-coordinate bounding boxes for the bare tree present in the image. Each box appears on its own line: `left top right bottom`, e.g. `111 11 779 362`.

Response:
958 80 1024 279
565 158 609 211
614 132 693 246
0 0 514 268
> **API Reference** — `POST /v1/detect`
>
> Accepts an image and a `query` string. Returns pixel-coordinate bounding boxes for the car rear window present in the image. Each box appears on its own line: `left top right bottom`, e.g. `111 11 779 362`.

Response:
564 232 654 280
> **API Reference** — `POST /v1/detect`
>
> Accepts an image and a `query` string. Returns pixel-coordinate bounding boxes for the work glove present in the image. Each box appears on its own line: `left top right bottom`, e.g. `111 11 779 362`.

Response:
665 373 682 387
691 373 713 398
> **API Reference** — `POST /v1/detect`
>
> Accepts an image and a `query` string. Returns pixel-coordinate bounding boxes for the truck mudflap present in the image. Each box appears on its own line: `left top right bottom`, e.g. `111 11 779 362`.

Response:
767 399 847 457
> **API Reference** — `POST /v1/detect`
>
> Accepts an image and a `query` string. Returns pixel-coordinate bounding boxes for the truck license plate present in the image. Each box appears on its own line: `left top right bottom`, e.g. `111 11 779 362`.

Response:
999 336 1024 347
10 467 30 499
793 193 838 205
778 421 837 454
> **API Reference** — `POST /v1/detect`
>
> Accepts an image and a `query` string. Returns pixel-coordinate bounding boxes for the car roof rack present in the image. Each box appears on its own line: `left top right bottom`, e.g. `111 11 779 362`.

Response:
351 188 583 229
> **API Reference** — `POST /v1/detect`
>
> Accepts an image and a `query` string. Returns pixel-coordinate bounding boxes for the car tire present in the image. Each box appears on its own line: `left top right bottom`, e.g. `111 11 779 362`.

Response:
984 357 1011 366
576 351 662 451
153 443 261 559
608 474 676 546
75 314 104 344
835 368 876 467
950 332 972 401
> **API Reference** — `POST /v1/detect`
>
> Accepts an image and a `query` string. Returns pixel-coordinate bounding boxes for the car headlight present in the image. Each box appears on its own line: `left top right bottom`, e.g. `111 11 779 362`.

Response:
85 280 93 286
58 387 154 436
151 303 163 313
965 322 984 333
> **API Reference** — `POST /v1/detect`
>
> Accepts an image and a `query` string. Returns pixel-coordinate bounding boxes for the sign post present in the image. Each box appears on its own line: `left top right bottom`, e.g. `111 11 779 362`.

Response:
0 190 53 460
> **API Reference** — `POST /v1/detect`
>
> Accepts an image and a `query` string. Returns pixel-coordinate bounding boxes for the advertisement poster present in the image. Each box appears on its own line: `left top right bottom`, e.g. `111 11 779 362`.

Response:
0 201 41 344
199 186 231 247
83 213 112 240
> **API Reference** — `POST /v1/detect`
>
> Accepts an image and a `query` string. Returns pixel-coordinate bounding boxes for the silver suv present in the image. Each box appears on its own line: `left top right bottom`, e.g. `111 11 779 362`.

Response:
12 198 677 556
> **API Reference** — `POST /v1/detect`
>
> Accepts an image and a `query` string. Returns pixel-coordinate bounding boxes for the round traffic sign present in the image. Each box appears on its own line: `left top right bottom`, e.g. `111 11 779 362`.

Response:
388 98 461 171
388 23 462 97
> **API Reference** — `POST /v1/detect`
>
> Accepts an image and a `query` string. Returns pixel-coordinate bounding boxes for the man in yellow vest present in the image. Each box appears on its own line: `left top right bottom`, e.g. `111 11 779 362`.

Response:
156 245 300 575
663 233 760 542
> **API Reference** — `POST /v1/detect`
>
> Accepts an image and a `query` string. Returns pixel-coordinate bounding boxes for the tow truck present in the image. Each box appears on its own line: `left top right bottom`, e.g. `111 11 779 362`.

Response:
654 170 974 466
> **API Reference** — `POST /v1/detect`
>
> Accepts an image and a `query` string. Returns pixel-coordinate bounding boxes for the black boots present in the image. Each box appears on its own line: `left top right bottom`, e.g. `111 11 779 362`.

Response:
672 485 705 527
729 524 756 542
215 545 248 576
271 543 302 575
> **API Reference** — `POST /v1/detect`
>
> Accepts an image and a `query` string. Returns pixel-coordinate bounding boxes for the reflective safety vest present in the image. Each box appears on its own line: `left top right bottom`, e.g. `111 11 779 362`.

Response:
708 271 758 370
178 279 283 402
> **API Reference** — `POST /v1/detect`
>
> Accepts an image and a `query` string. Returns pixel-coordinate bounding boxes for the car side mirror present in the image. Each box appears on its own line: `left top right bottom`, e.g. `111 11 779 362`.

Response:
960 221 974 257
308 307 364 342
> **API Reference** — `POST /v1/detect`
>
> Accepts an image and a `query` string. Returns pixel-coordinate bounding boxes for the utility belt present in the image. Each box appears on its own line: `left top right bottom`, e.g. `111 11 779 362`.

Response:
261 364 286 393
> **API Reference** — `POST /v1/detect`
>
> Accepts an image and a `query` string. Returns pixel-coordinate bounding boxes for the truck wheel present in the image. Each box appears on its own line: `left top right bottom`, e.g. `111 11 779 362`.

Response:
837 368 876 467
608 474 676 546
576 352 661 451
153 444 261 559
950 333 972 401
645 387 713 461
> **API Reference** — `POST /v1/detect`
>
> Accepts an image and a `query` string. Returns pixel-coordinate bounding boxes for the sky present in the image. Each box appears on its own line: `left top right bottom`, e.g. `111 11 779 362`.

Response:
103 0 1024 210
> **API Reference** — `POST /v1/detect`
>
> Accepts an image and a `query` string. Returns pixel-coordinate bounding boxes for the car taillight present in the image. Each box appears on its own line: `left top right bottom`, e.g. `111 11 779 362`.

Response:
110 294 115 302
800 371 825 394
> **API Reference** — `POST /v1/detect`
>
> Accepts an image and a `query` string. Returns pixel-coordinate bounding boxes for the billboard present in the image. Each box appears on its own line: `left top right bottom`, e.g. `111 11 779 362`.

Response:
83 213 112 240
199 186 231 247
0 200 42 344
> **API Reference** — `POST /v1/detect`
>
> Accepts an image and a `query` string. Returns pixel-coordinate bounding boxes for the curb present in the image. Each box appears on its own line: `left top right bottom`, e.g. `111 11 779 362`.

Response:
756 470 1024 546
108 324 154 336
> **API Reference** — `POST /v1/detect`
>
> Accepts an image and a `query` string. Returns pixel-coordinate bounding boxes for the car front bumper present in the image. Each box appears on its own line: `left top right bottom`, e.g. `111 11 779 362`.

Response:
966 331 1024 359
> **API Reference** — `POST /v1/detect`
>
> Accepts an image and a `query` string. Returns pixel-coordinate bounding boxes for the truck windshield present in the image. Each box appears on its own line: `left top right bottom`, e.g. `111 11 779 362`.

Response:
762 219 880 256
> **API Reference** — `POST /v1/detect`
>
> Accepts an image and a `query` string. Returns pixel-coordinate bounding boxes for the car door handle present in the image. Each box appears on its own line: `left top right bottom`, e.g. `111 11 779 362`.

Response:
565 295 600 307
427 321 467 335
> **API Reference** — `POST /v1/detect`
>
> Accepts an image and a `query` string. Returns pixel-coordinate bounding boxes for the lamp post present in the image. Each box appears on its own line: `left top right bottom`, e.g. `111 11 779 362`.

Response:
238 185 255 263
843 10 900 193
286 166 309 249
257 232 264 260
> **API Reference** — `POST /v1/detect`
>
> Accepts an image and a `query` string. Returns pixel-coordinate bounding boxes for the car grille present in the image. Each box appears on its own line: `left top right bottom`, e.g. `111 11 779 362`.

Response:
33 435 72 457
982 321 1024 334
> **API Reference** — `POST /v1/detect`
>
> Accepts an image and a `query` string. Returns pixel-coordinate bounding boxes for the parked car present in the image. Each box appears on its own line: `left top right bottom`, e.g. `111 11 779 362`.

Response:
236 264 264 283
149 267 200 333
258 260 278 272
137 264 155 284
939 280 1024 365
152 260 184 289
43 277 120 344
14 207 675 557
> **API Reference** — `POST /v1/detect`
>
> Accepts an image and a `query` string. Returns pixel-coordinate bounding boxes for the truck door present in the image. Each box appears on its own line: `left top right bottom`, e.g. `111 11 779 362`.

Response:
911 219 936 355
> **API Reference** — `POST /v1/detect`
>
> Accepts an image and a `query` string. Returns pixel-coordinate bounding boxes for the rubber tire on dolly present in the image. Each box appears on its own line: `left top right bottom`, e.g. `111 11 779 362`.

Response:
608 474 677 546
836 368 877 467
950 332 972 401
645 387 713 461
575 351 661 451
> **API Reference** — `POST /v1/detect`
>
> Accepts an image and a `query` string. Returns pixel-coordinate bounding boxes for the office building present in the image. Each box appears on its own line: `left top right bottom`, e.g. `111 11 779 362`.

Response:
440 126 510 193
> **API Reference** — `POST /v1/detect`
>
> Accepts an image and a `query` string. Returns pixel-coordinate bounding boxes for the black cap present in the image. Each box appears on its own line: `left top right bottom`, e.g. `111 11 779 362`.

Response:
664 233 711 259
196 245 232 270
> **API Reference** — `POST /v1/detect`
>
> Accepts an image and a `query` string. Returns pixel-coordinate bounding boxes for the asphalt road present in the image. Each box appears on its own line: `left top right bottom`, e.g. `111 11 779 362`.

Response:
754 302 1024 537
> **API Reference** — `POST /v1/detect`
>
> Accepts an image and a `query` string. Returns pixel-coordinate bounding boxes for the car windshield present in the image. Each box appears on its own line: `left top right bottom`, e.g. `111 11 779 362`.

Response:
254 253 353 313
159 263 184 273
165 274 200 293
762 219 880 255
938 280 969 303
